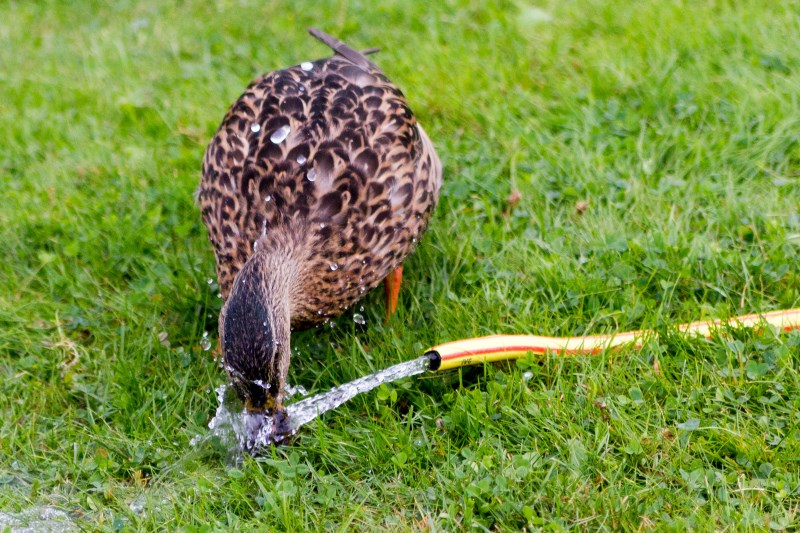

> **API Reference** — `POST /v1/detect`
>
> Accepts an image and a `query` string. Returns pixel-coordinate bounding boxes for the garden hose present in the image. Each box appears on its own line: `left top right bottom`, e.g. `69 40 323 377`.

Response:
276 308 800 445
423 309 800 371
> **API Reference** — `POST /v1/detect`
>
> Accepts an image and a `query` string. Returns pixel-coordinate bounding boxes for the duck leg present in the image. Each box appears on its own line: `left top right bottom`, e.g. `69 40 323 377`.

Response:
383 265 403 320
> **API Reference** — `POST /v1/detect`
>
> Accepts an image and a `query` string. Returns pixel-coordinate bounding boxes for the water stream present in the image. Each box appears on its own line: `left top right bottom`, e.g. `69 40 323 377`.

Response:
194 355 433 454
0 506 76 532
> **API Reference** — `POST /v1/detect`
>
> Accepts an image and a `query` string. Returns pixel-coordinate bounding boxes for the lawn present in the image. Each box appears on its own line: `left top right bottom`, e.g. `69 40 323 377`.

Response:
2 0 800 530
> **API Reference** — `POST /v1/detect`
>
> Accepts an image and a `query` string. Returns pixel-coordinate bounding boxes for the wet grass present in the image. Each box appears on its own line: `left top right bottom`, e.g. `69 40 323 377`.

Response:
2 0 800 530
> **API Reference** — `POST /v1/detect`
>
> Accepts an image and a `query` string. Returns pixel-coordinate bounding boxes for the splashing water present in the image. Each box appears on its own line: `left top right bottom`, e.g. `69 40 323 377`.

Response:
196 355 433 454
190 384 258 455
200 332 211 351
129 494 147 516
0 506 76 532
285 383 308 399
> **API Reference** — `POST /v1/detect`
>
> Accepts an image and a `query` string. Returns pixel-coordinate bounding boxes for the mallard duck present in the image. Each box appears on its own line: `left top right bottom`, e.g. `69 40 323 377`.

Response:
197 28 442 429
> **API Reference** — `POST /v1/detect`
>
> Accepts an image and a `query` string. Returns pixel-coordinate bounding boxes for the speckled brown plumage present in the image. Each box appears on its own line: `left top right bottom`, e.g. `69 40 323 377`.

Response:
199 30 441 328
197 30 441 421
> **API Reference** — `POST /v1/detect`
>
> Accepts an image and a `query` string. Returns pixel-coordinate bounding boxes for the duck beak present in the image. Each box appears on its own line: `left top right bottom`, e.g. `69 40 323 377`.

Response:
244 394 280 413
243 409 291 452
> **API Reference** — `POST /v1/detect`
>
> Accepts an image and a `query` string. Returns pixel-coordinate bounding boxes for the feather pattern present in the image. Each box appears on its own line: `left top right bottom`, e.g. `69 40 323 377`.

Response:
198 28 442 329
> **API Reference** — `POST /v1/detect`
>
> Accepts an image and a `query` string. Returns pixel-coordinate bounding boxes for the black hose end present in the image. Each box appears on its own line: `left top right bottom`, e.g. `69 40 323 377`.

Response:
424 350 441 371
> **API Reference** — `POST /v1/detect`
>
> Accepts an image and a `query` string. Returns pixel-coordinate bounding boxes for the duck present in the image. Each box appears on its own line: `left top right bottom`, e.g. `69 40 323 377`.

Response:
197 28 442 433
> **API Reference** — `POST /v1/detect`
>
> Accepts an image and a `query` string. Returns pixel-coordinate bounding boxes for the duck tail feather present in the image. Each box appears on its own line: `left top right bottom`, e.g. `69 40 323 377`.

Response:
307 27 374 69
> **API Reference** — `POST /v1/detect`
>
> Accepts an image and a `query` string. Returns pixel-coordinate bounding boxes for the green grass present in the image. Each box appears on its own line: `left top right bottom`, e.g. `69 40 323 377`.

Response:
2 0 800 530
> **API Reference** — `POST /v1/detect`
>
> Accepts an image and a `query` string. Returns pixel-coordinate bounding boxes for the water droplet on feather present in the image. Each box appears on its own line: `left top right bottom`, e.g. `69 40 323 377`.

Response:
270 125 291 144
252 380 270 390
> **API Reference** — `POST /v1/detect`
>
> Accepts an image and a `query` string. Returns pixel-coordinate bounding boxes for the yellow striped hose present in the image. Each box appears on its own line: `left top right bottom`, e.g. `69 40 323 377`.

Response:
424 309 800 371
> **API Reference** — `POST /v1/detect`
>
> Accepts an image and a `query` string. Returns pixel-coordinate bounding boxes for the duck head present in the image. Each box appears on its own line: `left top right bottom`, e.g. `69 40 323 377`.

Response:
219 247 293 420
